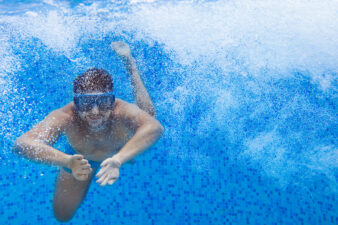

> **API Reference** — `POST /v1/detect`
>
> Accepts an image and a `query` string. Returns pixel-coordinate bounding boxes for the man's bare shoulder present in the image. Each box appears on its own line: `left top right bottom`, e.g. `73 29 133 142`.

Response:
112 98 140 116
114 98 134 108
24 102 76 139
110 98 162 132
48 102 76 124
111 98 156 123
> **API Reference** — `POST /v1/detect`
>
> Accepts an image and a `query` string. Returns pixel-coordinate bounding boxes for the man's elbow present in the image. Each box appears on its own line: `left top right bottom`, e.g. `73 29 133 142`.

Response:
13 136 30 156
153 121 164 138
13 138 24 155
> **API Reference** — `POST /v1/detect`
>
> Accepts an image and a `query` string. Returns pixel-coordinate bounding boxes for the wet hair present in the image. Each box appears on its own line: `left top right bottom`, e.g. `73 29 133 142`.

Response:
73 68 113 93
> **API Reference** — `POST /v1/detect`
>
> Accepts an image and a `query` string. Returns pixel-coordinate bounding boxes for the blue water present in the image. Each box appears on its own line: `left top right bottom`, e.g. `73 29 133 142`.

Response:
0 0 337 224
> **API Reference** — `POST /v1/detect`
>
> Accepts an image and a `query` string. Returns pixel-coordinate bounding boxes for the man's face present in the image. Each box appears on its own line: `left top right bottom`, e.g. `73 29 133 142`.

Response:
74 91 115 129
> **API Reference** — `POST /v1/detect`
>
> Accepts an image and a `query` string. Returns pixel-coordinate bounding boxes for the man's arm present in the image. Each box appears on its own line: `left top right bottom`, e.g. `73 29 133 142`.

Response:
113 101 163 165
111 41 156 117
96 101 163 186
13 110 72 168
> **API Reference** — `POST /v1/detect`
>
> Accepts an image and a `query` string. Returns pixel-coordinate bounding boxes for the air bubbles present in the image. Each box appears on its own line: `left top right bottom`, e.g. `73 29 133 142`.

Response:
0 0 336 192
25 11 38 17
130 0 156 4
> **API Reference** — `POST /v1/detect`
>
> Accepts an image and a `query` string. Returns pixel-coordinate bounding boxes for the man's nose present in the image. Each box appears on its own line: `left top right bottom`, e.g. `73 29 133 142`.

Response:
91 105 99 114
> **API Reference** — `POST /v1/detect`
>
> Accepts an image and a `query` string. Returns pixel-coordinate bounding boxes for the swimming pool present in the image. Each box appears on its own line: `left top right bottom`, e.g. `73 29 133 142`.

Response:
0 0 337 224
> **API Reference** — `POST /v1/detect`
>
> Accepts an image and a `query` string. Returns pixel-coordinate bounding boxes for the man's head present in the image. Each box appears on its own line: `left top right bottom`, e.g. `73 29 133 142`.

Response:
74 68 113 94
73 68 115 130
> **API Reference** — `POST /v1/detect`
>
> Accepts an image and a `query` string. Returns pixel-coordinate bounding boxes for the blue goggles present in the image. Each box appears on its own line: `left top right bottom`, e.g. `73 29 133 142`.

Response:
74 92 115 112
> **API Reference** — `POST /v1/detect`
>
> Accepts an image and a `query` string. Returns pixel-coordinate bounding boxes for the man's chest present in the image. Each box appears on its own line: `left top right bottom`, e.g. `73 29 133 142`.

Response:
65 124 132 160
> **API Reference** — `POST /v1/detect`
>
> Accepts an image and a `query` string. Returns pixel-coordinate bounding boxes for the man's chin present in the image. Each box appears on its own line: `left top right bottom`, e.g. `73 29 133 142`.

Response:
87 119 105 128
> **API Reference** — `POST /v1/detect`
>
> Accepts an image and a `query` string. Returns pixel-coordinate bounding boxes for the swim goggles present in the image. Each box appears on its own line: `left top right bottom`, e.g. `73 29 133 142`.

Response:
74 92 115 112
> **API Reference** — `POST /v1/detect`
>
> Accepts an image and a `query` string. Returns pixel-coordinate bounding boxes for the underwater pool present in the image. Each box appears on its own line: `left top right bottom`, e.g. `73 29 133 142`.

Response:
0 0 337 224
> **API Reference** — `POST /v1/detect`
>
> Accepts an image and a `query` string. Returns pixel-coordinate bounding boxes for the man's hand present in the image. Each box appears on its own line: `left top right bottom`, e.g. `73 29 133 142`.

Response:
110 41 132 59
67 154 92 181
96 157 122 186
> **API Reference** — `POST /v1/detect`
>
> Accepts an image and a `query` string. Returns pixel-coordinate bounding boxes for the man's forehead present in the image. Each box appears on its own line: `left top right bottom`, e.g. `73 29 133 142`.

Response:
74 92 114 97
77 91 105 95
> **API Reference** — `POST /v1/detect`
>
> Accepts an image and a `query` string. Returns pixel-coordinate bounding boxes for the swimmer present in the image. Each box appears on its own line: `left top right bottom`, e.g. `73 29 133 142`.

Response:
13 42 163 222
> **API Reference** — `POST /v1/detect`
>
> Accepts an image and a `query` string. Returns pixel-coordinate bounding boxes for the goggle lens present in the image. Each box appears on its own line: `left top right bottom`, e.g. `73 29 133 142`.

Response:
74 93 115 112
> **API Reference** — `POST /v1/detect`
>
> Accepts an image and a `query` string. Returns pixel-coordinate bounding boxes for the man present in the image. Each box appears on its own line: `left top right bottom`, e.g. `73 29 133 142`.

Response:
13 42 163 222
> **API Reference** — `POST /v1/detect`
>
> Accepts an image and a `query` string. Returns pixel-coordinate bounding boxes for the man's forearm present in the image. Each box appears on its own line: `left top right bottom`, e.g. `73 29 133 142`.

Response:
124 56 139 76
113 123 163 165
13 138 71 168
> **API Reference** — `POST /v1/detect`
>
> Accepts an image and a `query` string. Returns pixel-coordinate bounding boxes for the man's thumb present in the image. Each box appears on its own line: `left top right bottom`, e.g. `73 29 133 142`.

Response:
74 154 84 160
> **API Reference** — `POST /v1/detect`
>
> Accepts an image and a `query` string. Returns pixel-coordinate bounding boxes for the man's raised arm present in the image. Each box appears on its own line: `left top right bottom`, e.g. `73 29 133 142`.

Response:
111 41 156 117
13 109 72 168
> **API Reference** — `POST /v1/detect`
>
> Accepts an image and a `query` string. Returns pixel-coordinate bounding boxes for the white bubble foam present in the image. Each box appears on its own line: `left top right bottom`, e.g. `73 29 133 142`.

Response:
241 129 337 190
131 0 156 4
127 0 338 88
2 0 336 88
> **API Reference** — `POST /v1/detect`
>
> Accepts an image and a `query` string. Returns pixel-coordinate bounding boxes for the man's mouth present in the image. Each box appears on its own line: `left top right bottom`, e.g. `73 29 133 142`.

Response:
88 116 102 121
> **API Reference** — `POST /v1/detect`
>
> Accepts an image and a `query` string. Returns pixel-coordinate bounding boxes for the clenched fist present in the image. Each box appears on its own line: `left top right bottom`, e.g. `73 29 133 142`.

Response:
67 154 93 181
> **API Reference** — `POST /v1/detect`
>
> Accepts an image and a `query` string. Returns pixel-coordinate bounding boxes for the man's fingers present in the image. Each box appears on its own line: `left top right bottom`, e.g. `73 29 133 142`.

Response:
97 176 106 185
108 177 117 185
111 41 124 48
76 174 88 181
81 168 93 175
97 173 108 183
100 161 108 167
96 174 118 186
108 180 114 185
74 154 84 160
101 176 112 186
96 169 104 178
81 168 92 174
76 170 90 176
110 42 119 50
81 165 91 170
80 160 89 165
96 167 108 178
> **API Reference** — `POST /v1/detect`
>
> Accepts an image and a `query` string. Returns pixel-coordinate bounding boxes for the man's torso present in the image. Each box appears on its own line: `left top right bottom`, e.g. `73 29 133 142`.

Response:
61 100 133 162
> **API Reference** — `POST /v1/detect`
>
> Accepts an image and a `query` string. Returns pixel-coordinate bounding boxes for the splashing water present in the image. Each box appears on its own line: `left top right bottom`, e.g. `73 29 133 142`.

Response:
1 0 337 189
0 0 337 223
